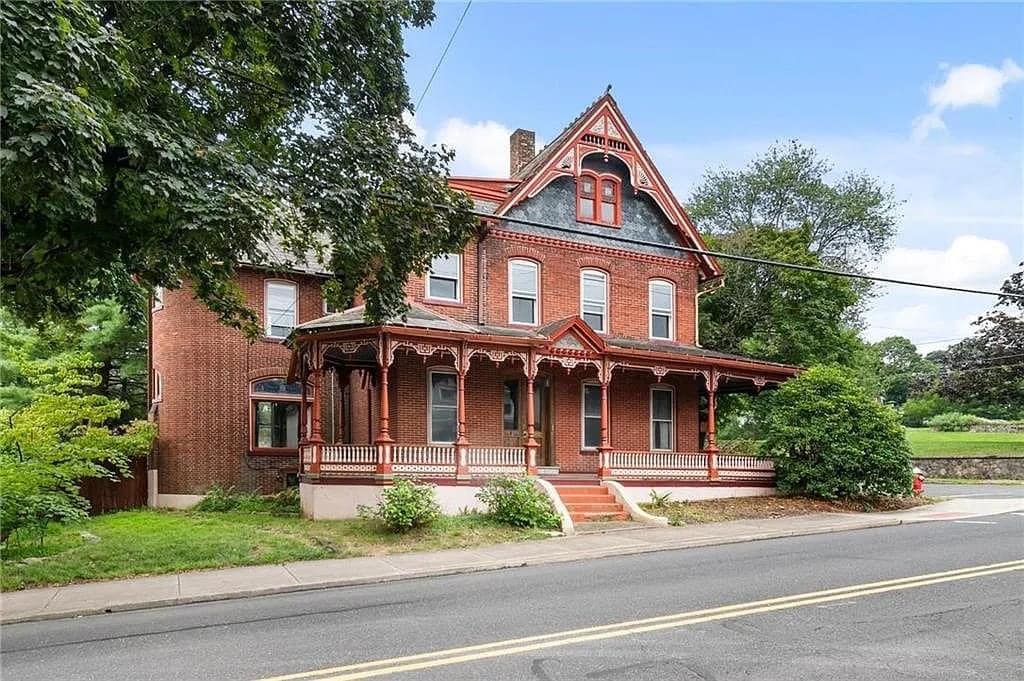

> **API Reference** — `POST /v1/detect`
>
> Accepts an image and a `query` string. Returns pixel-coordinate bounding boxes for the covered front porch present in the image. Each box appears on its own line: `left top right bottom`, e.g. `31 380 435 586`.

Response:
288 307 796 492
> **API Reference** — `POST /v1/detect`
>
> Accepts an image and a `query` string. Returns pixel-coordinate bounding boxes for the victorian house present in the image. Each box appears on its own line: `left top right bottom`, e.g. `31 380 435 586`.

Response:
150 94 798 524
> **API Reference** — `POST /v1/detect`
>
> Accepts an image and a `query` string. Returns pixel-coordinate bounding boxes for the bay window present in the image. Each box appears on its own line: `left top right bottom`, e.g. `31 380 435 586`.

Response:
251 378 302 451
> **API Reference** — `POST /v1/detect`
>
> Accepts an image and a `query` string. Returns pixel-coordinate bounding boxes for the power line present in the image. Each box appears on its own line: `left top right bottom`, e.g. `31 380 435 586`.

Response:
415 1 472 111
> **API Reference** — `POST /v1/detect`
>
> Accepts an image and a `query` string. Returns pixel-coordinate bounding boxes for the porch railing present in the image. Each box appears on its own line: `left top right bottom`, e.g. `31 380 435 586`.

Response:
466 446 527 476
606 451 775 482
302 443 528 478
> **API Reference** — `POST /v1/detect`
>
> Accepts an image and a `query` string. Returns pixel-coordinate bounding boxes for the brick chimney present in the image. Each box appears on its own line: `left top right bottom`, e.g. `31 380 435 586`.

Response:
509 128 536 176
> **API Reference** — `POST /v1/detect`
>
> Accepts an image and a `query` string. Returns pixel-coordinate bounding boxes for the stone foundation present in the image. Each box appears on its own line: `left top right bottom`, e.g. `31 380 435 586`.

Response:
914 457 1024 480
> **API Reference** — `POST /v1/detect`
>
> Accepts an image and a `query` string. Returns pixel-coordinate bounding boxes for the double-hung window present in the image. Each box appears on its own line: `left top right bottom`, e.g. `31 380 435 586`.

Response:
580 269 608 333
427 254 461 301
649 280 675 340
582 383 602 449
265 281 297 338
428 370 458 444
509 259 539 324
650 386 674 451
251 378 302 451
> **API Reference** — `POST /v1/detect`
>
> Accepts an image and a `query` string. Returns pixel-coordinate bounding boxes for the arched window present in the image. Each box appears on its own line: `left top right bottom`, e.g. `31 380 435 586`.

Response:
580 269 608 333
649 279 675 340
250 378 303 452
508 258 539 325
577 172 620 226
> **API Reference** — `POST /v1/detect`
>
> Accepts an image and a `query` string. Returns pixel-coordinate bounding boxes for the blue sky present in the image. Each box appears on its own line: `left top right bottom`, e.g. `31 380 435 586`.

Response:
404 2 1024 351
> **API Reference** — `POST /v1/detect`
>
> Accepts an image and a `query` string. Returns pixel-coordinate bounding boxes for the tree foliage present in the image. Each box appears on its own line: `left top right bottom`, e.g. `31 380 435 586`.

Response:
762 366 913 499
0 350 155 543
1 1 476 335
870 336 938 406
698 225 860 366
688 141 900 271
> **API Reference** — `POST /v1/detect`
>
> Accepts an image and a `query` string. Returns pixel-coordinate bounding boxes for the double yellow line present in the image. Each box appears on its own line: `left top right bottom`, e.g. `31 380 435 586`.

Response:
259 559 1024 681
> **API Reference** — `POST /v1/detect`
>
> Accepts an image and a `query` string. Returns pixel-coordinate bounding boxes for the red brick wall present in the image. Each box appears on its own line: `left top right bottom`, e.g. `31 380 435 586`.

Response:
151 268 326 494
402 233 698 343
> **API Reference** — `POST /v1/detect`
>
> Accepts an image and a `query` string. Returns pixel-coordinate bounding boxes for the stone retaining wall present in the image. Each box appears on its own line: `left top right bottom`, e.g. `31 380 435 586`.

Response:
914 457 1024 480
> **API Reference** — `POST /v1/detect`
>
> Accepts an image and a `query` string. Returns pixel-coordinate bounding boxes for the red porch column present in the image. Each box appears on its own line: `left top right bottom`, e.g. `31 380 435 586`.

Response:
299 370 309 446
704 369 719 480
597 359 612 479
523 349 539 475
454 344 470 480
308 345 324 475
375 334 394 476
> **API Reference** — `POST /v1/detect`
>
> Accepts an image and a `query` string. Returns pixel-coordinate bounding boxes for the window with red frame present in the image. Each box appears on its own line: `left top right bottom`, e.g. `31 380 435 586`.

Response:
577 173 620 226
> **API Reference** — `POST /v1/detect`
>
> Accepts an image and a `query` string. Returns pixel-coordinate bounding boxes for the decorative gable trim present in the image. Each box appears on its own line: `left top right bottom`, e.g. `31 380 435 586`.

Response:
495 94 721 280
541 316 607 354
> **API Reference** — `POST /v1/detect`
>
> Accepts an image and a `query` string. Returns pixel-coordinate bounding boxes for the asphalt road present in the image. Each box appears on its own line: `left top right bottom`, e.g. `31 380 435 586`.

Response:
3 486 1022 681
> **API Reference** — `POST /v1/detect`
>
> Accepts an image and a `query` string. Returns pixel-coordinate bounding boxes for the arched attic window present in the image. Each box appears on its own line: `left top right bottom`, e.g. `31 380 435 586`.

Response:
577 172 620 226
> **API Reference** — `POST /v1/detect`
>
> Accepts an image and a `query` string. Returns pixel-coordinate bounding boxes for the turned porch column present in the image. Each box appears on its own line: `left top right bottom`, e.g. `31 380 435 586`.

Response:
299 368 309 446
375 334 394 476
704 368 719 480
523 349 539 475
454 343 470 480
307 343 324 475
597 358 612 479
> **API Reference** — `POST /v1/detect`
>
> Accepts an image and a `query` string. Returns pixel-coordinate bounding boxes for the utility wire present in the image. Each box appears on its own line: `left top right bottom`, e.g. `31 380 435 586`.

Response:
415 1 472 111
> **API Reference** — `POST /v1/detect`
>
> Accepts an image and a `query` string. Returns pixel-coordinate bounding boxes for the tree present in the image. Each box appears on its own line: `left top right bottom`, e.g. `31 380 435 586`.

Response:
1 1 476 336
698 225 861 367
688 141 900 271
762 366 913 499
933 264 1024 419
0 350 155 543
871 336 938 406
0 301 147 419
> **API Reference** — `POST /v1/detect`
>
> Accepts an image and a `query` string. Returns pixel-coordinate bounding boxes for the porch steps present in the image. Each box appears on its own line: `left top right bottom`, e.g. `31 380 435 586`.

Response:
552 483 630 523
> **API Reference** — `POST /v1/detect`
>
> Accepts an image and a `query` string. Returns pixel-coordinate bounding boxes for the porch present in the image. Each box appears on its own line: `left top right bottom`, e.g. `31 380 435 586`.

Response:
289 307 797 489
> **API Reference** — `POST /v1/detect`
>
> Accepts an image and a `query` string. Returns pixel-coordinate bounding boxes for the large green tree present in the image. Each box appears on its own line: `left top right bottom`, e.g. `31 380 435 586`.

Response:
870 336 938 406
1 1 475 335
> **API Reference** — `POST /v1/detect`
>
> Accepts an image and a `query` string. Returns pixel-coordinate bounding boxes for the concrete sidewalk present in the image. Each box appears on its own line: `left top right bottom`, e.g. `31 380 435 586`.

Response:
4 496 1021 625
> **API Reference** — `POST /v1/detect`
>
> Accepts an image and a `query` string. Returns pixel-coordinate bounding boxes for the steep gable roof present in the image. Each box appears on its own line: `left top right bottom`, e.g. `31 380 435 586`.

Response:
492 93 722 281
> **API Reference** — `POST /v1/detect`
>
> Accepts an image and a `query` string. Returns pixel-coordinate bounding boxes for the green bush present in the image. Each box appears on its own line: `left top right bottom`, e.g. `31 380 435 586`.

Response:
193 486 300 515
476 477 560 529
901 393 955 427
763 366 913 499
359 479 440 532
925 411 981 432
718 439 762 456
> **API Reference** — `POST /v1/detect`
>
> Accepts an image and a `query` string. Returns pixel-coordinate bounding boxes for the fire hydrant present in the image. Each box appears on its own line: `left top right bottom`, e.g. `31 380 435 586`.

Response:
912 467 925 496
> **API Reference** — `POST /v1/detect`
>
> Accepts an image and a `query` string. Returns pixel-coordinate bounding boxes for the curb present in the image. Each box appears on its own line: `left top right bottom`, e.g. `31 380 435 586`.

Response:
0 515 904 625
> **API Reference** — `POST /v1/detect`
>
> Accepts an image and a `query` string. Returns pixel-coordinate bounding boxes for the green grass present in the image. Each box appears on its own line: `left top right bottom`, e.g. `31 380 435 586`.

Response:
0 510 548 591
905 428 1024 457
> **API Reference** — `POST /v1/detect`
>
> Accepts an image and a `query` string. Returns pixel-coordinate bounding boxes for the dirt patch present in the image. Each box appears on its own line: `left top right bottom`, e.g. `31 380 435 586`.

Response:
641 495 934 526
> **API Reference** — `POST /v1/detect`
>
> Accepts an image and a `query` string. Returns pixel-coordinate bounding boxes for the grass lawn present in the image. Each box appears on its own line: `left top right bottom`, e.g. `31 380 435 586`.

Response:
905 428 1024 457
641 495 932 526
0 510 549 591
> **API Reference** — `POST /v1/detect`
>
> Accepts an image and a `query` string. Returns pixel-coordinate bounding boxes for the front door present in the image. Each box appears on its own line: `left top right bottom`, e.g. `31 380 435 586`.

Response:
535 375 554 467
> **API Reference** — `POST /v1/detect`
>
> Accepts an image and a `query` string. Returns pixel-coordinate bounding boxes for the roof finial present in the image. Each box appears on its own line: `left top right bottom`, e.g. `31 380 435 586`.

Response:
605 83 612 95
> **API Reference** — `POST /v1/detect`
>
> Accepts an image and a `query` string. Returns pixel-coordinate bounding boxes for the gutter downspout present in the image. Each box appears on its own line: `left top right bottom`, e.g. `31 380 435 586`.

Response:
694 276 726 347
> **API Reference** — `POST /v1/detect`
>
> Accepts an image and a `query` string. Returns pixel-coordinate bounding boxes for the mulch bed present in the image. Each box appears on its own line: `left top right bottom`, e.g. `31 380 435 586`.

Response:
641 495 933 526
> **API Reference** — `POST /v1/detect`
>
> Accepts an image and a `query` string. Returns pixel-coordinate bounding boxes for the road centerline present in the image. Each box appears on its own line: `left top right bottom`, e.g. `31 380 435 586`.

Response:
256 559 1024 681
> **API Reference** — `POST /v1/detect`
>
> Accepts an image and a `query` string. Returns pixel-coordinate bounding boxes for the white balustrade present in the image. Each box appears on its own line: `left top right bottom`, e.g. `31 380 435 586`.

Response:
466 447 526 467
606 451 708 471
321 445 378 464
716 455 774 471
393 445 455 465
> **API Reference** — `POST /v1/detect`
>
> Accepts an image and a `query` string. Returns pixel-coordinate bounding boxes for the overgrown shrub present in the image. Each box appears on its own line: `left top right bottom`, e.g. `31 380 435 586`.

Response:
359 479 440 532
192 486 300 515
476 477 560 529
718 439 762 456
901 393 955 427
925 412 981 432
763 366 913 499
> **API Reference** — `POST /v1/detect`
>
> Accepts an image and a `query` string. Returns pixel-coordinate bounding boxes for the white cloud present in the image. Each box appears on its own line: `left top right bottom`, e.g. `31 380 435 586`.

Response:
433 118 512 177
874 235 1013 286
912 58 1024 140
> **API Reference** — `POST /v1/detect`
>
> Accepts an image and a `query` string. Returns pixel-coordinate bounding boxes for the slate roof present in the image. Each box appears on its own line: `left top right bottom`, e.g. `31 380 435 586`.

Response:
510 94 606 183
607 336 799 370
296 303 477 333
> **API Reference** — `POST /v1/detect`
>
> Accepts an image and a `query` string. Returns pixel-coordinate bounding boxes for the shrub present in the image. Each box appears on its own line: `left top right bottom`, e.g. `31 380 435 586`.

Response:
762 366 913 499
718 439 762 456
925 411 981 432
476 477 560 529
193 486 301 515
901 393 955 427
359 479 440 532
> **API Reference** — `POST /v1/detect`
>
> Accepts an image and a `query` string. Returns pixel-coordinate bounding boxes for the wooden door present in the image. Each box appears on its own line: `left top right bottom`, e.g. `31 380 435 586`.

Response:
535 375 554 467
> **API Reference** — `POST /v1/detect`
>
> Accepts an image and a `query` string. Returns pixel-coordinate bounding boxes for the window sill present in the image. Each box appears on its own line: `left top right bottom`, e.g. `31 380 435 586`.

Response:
421 298 465 308
580 448 599 455
260 335 290 344
250 448 300 457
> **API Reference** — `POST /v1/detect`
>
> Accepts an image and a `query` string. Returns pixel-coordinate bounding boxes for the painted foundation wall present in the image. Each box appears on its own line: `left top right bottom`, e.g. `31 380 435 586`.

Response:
300 483 487 520
618 485 776 505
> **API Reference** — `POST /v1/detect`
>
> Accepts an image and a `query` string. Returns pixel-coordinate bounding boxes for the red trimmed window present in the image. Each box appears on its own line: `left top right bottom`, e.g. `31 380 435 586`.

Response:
250 378 303 453
577 173 620 226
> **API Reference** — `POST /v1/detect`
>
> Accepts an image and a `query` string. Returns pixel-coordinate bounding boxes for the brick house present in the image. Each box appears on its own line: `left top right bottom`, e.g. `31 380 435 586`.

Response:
150 94 798 520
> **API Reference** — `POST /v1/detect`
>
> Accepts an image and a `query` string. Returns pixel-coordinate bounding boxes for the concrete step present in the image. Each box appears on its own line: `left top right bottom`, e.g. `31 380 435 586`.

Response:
562 502 623 513
570 511 631 522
